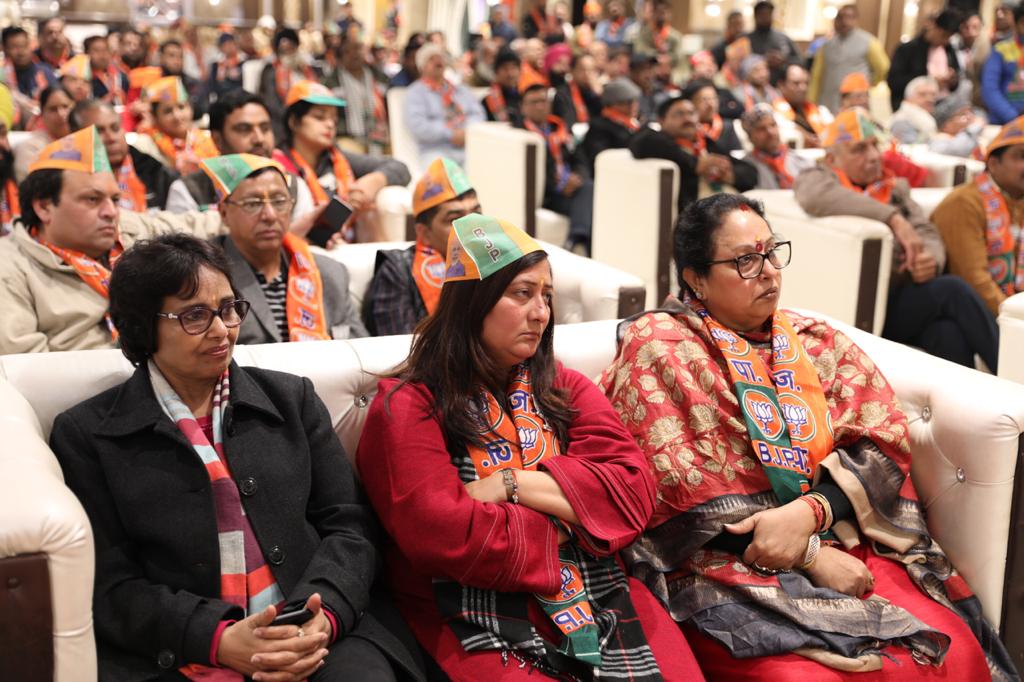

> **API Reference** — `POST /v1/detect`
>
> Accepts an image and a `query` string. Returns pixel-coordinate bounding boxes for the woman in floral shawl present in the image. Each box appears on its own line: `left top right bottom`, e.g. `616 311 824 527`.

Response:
601 193 1016 680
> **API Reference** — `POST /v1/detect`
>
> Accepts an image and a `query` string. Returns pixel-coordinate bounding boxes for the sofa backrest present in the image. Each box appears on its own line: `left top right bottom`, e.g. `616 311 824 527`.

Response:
466 122 545 236
386 87 424 180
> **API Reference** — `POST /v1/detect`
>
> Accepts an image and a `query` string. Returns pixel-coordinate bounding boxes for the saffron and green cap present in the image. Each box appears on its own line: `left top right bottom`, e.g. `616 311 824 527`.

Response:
144 76 189 105
28 125 112 175
285 80 346 108
200 153 286 199
444 213 543 283
821 107 879 148
413 157 473 216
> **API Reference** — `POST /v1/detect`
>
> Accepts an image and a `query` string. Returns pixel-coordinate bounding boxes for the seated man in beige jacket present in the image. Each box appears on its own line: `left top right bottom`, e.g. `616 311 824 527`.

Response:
0 126 229 355
794 108 999 371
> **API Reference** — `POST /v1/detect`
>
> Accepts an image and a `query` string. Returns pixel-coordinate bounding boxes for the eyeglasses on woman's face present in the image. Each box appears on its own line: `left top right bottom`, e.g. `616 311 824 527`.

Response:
706 241 792 279
156 300 251 335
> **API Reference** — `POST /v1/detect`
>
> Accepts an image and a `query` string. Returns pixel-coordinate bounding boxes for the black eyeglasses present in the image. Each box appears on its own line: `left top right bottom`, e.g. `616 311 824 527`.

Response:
156 300 251 335
707 241 792 279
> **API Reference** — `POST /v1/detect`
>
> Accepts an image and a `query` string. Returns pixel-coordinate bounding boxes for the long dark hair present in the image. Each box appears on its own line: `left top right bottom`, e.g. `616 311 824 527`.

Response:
386 250 574 450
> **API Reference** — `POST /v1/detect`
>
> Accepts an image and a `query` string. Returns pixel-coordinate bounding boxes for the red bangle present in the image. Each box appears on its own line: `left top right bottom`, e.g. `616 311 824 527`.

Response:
798 494 825 533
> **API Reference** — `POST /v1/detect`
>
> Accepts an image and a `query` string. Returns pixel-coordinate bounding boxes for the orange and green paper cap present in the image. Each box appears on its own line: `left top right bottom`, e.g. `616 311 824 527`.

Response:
144 76 189 105
285 80 346 108
59 54 92 81
444 213 542 283
28 125 112 175
822 108 879 147
200 153 286 199
985 115 1024 158
413 157 474 216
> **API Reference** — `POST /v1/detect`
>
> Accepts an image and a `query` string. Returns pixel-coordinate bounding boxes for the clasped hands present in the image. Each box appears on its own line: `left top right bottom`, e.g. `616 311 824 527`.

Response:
216 592 333 682
724 499 874 598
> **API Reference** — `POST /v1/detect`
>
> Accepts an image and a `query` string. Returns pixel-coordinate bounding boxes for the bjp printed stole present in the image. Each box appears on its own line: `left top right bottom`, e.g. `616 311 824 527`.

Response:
976 172 1024 296
411 238 445 315
36 231 124 340
281 233 331 341
694 302 833 502
464 365 603 665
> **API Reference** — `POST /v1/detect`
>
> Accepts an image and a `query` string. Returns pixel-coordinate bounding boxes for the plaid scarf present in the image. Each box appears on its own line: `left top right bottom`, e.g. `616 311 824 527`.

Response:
976 172 1024 296
435 365 663 680
148 362 285 680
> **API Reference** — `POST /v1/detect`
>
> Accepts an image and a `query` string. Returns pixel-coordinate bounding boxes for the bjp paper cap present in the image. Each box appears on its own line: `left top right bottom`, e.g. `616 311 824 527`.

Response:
285 80 346 109
444 213 542 283
821 108 878 148
725 36 751 61
28 125 112 175
200 153 286 199
128 65 164 90
413 157 474 217
839 71 869 94
60 54 92 81
985 115 1024 158
144 76 188 105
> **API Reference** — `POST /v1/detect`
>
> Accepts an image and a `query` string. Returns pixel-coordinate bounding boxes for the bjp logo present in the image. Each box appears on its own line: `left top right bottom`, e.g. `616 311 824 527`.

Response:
743 390 784 440
990 258 1010 282
293 276 316 302
711 326 747 354
772 326 798 364
779 393 815 441
518 415 548 467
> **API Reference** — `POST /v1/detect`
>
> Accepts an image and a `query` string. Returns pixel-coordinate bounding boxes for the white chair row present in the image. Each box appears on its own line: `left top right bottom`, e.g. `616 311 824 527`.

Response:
4 313 1024 679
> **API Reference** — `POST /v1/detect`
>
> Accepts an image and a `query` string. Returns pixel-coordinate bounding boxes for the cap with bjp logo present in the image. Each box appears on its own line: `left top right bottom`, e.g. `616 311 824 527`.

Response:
413 157 474 217
985 115 1024 159
821 108 880 148
144 76 189 105
839 72 870 94
443 213 543 283
285 80 347 109
200 153 286 199
59 54 92 81
28 125 112 175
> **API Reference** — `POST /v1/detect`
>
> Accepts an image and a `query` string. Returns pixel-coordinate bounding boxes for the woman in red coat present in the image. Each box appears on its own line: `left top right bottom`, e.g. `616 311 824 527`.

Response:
357 213 704 681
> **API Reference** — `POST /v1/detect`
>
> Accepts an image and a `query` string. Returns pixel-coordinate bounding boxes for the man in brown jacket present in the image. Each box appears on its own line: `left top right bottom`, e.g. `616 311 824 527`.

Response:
931 116 1024 318
794 108 998 371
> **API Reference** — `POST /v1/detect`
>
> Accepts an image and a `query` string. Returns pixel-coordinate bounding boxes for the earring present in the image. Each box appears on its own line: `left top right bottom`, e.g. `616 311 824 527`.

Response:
694 290 704 300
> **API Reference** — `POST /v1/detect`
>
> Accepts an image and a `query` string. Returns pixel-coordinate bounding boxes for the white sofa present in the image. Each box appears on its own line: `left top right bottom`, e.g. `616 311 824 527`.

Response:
901 145 985 187
325 240 647 324
465 121 571 245
998 292 1024 386
4 314 1024 678
591 149 679 309
385 87 424 182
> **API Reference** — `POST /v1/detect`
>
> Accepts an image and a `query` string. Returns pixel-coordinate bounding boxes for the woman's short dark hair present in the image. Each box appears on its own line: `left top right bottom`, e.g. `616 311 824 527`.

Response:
39 85 72 111
674 193 767 290
387 250 575 450
109 234 237 366
283 100 315 147
18 169 63 230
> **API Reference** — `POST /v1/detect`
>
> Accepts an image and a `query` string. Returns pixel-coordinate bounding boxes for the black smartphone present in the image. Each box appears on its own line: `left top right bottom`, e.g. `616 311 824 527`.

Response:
271 598 313 627
306 196 354 248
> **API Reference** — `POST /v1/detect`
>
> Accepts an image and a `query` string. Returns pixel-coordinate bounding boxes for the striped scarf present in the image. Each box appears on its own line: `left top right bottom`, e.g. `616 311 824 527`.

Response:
148 362 285 680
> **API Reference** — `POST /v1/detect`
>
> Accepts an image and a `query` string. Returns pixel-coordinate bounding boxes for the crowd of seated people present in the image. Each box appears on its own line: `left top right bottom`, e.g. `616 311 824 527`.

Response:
2 4 1024 681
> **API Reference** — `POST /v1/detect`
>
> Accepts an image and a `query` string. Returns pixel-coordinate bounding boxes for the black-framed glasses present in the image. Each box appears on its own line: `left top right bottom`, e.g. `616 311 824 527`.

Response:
224 196 295 215
706 241 791 279
156 300 251 335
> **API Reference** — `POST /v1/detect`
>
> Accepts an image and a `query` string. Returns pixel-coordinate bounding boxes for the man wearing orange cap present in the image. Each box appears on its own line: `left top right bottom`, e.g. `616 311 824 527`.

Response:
795 108 999 370
364 157 480 336
0 126 224 355
203 153 366 343
132 76 218 174
837 72 870 111
932 116 1024 317
808 5 889 114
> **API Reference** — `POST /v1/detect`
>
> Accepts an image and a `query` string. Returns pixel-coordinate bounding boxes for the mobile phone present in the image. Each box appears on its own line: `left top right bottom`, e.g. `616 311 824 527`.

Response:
271 598 313 627
306 196 354 248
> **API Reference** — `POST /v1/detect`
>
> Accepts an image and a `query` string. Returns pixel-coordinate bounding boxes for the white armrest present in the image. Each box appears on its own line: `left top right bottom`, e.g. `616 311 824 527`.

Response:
540 240 646 322
375 185 413 242
998 292 1024 385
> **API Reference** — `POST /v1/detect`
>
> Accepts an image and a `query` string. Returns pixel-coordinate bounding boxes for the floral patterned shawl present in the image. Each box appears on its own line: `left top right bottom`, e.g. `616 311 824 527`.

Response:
599 300 1015 680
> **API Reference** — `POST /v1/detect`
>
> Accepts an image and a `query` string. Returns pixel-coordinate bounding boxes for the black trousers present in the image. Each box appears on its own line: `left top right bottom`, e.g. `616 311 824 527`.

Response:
882 274 999 372
543 178 594 242
311 635 399 682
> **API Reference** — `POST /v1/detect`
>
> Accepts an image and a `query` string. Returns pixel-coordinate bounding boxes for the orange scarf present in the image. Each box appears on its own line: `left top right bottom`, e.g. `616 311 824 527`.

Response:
976 172 1024 295
701 114 724 142
741 83 781 112
774 100 828 134
94 66 125 105
601 106 640 132
832 165 897 205
485 83 509 122
273 59 316 102
0 179 19 235
411 237 445 315
752 148 795 189
35 230 123 339
675 133 707 158
282 233 330 342
651 24 671 53
150 128 219 175
422 77 466 130
524 114 571 189
115 153 148 212
569 80 589 124
215 55 242 82
289 146 355 205
4 59 50 100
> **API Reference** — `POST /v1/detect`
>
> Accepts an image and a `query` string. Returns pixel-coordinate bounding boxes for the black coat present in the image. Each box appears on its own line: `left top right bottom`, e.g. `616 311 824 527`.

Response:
629 126 758 212
580 115 635 176
129 146 178 211
887 35 960 111
50 363 424 681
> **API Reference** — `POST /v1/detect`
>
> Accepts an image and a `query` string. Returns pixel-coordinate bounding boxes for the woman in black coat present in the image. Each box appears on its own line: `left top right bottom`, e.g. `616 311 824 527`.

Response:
50 233 423 682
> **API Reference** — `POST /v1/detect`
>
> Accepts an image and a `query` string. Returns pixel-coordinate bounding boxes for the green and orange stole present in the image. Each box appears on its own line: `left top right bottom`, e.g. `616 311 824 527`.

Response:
975 172 1024 296
410 238 445 314
281 233 331 342
436 365 662 678
693 301 833 502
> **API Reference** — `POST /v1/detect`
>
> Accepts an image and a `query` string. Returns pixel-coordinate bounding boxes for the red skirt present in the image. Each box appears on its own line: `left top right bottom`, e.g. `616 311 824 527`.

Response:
683 544 991 681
